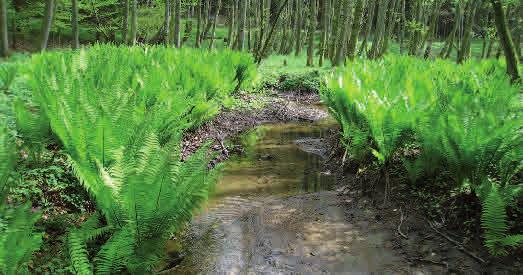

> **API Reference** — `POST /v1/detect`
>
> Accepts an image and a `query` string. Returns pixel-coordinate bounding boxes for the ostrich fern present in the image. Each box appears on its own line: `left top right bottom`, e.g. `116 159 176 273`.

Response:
25 45 254 273
323 56 522 255
0 123 42 275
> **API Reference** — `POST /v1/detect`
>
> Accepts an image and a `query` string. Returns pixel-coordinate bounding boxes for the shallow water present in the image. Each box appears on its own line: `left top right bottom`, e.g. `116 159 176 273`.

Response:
166 120 438 274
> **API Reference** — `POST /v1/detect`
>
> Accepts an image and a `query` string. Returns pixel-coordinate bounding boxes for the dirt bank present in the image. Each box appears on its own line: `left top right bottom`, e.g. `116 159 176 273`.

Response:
181 90 328 161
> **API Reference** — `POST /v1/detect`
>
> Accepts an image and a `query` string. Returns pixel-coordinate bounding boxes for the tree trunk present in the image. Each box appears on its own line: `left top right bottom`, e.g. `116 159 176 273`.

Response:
41 0 55 50
196 0 203 47
399 0 406 54
346 0 365 60
294 0 303 56
122 0 130 44
130 0 137 45
237 0 247 51
256 0 289 64
226 0 236 47
329 0 342 60
173 0 181 47
368 0 389 59
457 1 480 63
334 0 353 66
0 0 8 57
359 0 375 56
71 0 80 49
209 0 222 50
164 0 171 45
491 0 520 81
439 2 462 58
319 0 331 66
378 0 399 57
306 0 316 66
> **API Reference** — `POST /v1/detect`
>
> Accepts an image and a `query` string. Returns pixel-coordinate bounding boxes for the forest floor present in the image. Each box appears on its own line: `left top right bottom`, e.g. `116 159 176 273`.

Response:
170 87 522 273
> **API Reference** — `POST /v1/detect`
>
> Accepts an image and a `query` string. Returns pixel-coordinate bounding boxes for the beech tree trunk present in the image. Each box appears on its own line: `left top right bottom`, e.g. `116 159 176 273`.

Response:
41 0 55 50
457 1 480 63
334 0 353 66
491 0 520 81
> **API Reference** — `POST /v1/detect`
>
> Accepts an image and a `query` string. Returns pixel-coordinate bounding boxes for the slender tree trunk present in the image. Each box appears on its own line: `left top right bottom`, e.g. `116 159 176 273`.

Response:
319 0 331 66
173 0 181 47
306 0 316 66
164 0 171 45
368 0 389 59
122 0 130 44
294 0 304 56
359 0 375 56
41 0 55 50
378 0 399 57
491 0 520 81
256 0 289 64
130 0 137 45
196 0 203 47
209 0 222 50
334 0 353 66
226 0 236 47
0 0 8 57
71 0 80 49
237 0 247 51
329 0 342 60
457 1 480 63
439 2 462 58
399 0 406 54
346 0 365 60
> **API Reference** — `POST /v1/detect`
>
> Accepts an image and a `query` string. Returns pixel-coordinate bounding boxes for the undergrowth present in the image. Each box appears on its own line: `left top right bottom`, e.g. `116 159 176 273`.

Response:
322 55 522 256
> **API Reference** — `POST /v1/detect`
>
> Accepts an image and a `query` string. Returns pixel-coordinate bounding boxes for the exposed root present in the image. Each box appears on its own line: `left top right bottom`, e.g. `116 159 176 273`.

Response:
427 220 486 264
397 207 408 239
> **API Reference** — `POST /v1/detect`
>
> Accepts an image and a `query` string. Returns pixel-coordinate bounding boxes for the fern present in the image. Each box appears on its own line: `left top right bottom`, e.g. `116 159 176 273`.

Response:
25 45 248 273
479 181 523 256
0 122 43 275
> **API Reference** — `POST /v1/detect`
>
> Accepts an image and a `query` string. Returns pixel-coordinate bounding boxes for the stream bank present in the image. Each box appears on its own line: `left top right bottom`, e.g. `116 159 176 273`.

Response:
172 89 521 274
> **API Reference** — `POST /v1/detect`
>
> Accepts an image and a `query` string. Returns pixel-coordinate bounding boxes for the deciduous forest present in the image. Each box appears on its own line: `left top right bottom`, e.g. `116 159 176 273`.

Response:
0 0 522 274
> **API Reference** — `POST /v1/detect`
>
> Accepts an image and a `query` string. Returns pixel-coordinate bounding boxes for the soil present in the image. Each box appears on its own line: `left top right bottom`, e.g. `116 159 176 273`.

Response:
181 90 328 161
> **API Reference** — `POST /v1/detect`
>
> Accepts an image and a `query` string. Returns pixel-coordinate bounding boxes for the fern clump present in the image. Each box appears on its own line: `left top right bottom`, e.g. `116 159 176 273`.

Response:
323 55 522 255
0 122 43 274
25 45 253 273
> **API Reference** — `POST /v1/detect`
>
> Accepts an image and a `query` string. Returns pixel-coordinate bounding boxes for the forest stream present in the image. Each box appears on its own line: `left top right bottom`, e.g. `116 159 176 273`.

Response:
165 118 447 274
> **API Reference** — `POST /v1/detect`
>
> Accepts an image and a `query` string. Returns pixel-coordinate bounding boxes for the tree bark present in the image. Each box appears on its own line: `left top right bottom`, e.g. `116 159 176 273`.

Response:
237 0 247 51
319 0 331 66
173 0 181 47
0 0 8 57
71 0 80 49
359 0 375 56
346 0 365 60
368 0 389 59
457 1 480 63
226 0 236 48
491 0 520 81
164 0 171 45
130 0 137 45
294 0 303 56
41 0 55 50
122 0 130 44
256 0 289 64
378 0 399 57
334 0 353 66
209 0 222 50
306 0 316 66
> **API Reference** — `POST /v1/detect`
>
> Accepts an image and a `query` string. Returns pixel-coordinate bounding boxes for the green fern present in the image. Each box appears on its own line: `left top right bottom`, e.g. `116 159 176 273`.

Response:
479 181 523 256
25 45 248 273
0 123 43 275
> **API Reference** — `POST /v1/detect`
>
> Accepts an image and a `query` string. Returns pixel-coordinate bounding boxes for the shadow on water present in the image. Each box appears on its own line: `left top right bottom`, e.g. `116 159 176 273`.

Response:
164 119 444 274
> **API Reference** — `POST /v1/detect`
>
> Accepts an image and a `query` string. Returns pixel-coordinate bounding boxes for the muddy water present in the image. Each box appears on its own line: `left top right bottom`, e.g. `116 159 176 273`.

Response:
167 120 429 274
